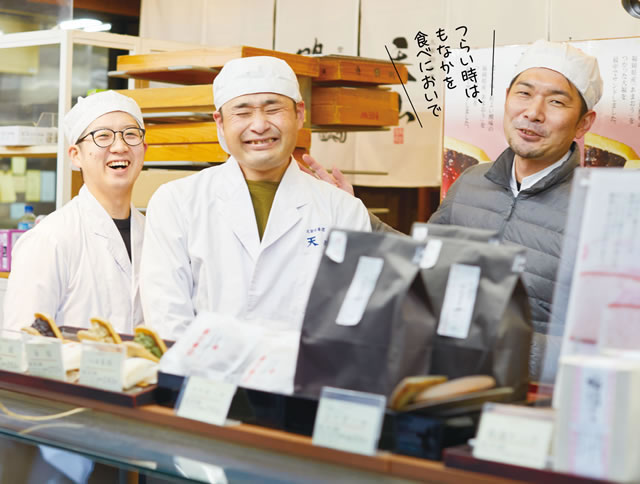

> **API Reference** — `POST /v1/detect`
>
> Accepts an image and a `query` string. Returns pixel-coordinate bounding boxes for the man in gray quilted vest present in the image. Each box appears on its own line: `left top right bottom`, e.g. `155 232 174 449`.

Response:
429 40 603 380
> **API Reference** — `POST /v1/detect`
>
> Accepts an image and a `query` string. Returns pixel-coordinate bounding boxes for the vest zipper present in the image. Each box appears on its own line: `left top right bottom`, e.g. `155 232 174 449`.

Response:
497 190 517 240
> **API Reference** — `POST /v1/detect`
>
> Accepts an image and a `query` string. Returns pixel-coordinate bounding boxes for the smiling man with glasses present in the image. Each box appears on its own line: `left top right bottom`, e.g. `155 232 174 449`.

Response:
4 90 147 334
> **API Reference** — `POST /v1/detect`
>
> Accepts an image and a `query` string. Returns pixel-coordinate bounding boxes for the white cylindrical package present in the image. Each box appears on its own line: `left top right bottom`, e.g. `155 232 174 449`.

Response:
554 354 640 482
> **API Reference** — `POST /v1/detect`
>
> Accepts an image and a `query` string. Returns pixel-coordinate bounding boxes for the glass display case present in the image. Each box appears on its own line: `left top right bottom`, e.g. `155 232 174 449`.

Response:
0 29 200 229
0 389 411 483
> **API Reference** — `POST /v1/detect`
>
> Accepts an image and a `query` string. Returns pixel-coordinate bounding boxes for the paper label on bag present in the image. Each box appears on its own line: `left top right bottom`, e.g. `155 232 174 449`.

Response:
437 263 481 339
411 223 428 241
312 387 386 456
159 313 297 395
183 323 263 379
325 230 347 263
336 256 384 326
240 330 299 394
79 341 125 392
473 403 554 469
0 337 26 372
176 375 236 427
25 338 65 380
420 239 442 269
511 254 526 273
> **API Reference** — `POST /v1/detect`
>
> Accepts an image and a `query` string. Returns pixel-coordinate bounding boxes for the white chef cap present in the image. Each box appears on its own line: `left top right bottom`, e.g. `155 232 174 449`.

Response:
213 56 302 154
513 39 603 110
213 56 302 110
64 90 145 145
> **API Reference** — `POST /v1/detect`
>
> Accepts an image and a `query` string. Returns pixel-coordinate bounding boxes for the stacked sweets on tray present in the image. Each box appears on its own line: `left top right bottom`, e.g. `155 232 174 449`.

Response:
19 313 166 390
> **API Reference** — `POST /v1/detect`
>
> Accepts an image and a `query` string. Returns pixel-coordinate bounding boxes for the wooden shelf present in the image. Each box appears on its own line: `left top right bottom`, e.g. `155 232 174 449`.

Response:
0 145 57 157
113 46 320 84
110 66 220 86
311 87 399 126
116 84 213 113
316 55 408 84
146 122 218 144
145 143 228 163
443 445 604 484
145 124 311 150
312 106 398 126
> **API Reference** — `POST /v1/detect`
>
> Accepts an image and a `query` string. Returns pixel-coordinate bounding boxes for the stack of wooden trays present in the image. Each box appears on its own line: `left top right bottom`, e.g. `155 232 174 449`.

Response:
106 46 407 207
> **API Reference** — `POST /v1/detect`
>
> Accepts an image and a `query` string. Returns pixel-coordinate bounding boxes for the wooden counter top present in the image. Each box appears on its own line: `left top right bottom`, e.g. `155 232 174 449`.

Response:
0 378 539 484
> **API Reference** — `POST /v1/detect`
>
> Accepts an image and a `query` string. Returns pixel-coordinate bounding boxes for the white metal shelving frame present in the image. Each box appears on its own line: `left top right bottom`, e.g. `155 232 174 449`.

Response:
0 29 200 208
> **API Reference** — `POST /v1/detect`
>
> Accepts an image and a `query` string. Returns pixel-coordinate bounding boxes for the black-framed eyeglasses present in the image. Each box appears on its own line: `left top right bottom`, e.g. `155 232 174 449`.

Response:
77 127 146 148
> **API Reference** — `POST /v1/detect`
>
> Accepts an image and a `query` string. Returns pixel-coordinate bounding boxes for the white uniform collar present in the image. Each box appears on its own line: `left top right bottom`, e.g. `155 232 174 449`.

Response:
510 148 572 197
222 155 305 197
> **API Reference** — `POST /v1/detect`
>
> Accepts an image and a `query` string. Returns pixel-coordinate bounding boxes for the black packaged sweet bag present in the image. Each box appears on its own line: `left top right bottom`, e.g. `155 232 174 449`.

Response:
419 236 532 400
294 230 431 398
293 229 532 401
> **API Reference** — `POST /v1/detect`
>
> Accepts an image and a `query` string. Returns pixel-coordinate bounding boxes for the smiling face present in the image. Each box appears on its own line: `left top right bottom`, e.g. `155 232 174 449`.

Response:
69 111 146 203
213 93 304 181
503 67 595 167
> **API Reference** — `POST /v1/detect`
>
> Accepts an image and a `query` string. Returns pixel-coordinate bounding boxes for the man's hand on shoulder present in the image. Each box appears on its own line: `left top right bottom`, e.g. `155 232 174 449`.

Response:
299 154 355 197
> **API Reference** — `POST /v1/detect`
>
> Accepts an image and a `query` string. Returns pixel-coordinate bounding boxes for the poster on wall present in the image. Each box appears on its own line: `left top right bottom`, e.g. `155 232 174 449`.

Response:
442 38 640 198
441 45 523 196
583 38 640 168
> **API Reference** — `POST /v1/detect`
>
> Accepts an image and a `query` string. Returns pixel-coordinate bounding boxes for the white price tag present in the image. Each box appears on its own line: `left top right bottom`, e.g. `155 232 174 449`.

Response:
325 230 347 263
312 387 386 456
420 239 443 269
25 338 65 380
473 403 554 470
0 337 26 372
411 223 429 241
336 256 384 326
176 375 237 427
79 341 126 392
437 263 481 339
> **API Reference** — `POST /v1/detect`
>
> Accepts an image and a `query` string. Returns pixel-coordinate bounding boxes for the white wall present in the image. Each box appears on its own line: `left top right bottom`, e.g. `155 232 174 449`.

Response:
550 0 640 41
446 0 549 48
140 0 274 48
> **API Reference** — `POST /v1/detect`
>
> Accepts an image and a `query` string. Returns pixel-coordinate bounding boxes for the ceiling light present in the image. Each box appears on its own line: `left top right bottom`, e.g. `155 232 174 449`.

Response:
83 22 112 32
58 19 102 31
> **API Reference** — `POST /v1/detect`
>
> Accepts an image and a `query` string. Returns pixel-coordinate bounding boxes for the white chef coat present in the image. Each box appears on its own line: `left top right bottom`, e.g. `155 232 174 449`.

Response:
3 185 144 333
140 156 372 340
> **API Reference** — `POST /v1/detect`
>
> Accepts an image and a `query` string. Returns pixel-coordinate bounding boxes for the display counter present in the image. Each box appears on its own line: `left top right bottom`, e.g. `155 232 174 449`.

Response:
0 386 526 483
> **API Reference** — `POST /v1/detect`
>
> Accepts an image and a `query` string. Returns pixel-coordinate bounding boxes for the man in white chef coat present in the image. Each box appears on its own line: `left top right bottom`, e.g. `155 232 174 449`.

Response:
140 56 371 340
1 90 147 483
4 91 146 334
